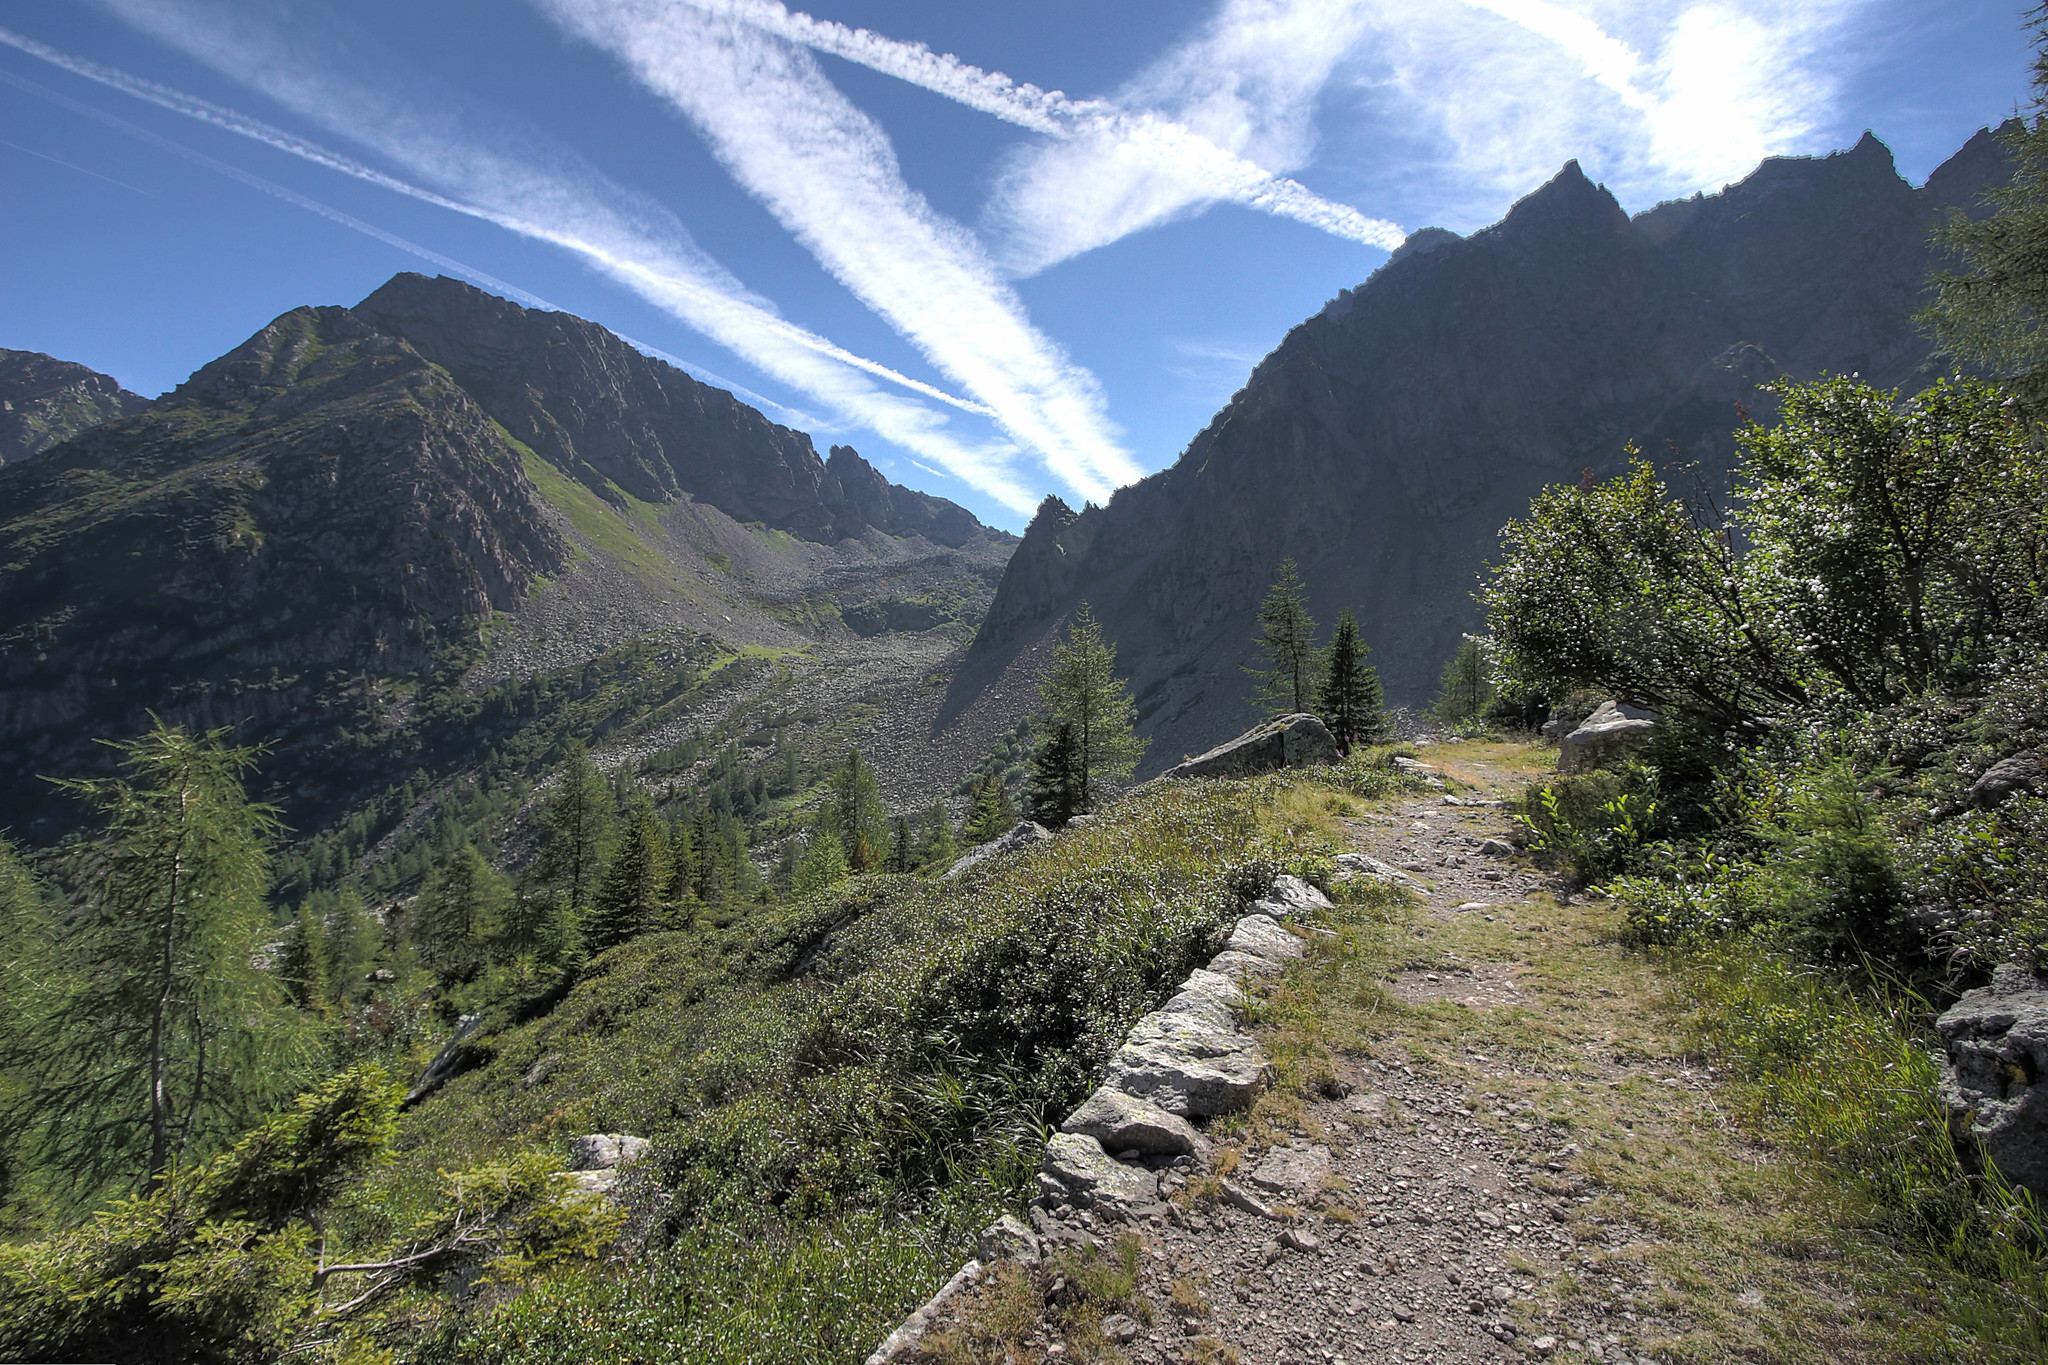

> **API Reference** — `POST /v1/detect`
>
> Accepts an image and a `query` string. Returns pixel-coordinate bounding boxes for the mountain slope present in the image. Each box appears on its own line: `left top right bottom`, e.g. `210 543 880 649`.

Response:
0 277 1017 842
959 127 2013 771
0 349 148 465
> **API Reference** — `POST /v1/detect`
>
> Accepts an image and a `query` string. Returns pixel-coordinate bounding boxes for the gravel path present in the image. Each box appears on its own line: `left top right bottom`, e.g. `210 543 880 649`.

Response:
921 754 1691 1365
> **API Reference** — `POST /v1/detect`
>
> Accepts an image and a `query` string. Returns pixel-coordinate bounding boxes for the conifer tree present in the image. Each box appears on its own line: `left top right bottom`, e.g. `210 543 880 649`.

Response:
317 891 382 1003
919 797 958 870
25 721 299 1189
539 742 612 915
825 748 889 873
1026 721 1085 827
1433 637 1496 728
890 815 913 873
412 845 509 984
792 827 850 896
1038 603 1147 811
1248 558 1320 715
962 772 1017 844
1318 608 1390 753
277 904 330 1014
583 795 669 955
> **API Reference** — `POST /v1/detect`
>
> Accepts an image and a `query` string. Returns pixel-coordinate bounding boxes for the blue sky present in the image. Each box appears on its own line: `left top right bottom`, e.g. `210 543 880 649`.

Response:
0 1 2031 532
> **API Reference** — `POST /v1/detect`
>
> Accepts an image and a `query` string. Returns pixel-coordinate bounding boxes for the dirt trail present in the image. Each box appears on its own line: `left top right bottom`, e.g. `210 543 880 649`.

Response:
921 747 1886 1364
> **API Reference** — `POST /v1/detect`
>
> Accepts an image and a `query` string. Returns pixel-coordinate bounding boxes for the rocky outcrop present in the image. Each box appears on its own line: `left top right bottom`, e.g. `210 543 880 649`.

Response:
944 820 1053 879
960 128 2014 773
1938 964 2048 1195
1967 752 2048 811
1557 701 1659 773
0 349 147 465
1162 713 1341 780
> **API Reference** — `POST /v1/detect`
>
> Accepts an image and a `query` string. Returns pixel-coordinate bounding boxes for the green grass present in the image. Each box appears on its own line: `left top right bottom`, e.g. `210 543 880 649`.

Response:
513 444 686 592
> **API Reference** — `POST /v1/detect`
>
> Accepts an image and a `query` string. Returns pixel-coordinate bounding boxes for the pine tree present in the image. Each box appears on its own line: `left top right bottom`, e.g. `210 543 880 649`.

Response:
1248 558 1320 716
26 721 299 1189
1038 602 1147 812
1317 608 1390 753
825 749 889 873
412 845 509 984
918 797 958 871
582 795 669 955
1026 721 1085 827
539 741 612 915
963 772 1017 844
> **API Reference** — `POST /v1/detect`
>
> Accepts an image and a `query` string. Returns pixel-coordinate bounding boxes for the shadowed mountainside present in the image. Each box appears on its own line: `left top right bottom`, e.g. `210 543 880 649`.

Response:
0 348 148 466
958 127 2013 773
0 276 1015 840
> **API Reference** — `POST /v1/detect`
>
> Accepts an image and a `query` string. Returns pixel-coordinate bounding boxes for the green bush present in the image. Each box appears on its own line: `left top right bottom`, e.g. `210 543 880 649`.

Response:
1514 765 1664 884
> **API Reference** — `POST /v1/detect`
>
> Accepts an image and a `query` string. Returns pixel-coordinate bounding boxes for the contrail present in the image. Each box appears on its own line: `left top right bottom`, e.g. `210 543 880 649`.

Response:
542 0 1144 502
666 0 1404 252
0 22 998 425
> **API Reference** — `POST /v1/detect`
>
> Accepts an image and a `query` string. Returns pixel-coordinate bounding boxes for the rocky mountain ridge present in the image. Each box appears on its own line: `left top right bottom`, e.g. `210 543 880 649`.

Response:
0 349 148 465
957 127 2014 775
0 275 1017 839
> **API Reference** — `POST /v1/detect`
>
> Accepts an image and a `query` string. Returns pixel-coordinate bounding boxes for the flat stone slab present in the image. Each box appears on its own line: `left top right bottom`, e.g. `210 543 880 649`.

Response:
1101 1011 1272 1117
1041 1131 1160 1208
1062 1086 1205 1157
1332 852 1421 888
1206 948 1287 981
1225 913 1305 962
1247 1143 1333 1197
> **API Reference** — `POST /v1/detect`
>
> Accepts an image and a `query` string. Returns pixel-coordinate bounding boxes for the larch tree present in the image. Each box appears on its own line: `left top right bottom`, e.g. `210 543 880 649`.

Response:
1249 558 1320 715
962 772 1017 844
28 721 302 1191
1038 602 1147 812
538 742 612 916
411 845 510 984
824 749 889 874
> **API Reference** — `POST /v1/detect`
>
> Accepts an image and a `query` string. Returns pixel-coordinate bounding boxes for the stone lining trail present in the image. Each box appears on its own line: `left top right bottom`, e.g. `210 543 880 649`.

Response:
907 757 1691 1364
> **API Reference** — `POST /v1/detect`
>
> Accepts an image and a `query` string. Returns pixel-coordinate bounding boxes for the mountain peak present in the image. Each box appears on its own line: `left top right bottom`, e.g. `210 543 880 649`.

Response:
0 349 148 465
1488 158 1628 244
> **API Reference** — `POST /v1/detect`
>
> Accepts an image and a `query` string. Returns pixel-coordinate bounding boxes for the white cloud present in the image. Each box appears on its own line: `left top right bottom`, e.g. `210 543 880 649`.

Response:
538 0 1145 503
64 4 1040 514
658 0 1403 258
986 0 1392 275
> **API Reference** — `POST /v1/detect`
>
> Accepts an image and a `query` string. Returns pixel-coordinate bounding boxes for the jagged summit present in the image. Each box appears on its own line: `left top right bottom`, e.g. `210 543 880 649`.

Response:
0 348 148 466
962 127 2013 774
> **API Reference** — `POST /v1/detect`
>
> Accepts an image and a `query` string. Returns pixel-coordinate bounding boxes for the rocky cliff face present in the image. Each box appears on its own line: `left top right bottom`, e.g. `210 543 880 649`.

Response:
0 349 148 465
964 127 2012 772
0 276 1012 835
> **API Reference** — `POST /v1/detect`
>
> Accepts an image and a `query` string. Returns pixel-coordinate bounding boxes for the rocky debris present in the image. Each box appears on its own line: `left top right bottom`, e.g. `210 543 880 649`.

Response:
1160 713 1340 780
944 820 1053 879
1479 838 1515 857
1247 1143 1334 1198
1334 851 1424 889
1098 1312 1142 1343
1938 963 2048 1194
1968 751 2047 810
1062 1086 1206 1158
1558 701 1660 773
569 1133 650 1173
1394 756 1440 776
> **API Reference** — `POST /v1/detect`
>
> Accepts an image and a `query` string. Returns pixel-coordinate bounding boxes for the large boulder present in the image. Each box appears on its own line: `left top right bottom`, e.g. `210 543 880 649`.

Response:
1100 1009 1273 1117
1557 700 1659 774
944 820 1052 879
1162 714 1340 780
1938 964 2048 1195
1968 751 2048 811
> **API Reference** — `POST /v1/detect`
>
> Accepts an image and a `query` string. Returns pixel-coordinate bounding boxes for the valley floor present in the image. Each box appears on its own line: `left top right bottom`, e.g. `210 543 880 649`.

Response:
917 744 2003 1365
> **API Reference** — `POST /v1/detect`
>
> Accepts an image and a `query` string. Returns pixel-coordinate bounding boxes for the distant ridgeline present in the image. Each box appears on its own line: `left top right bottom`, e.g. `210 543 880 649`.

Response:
957 127 2015 775
0 274 1012 843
